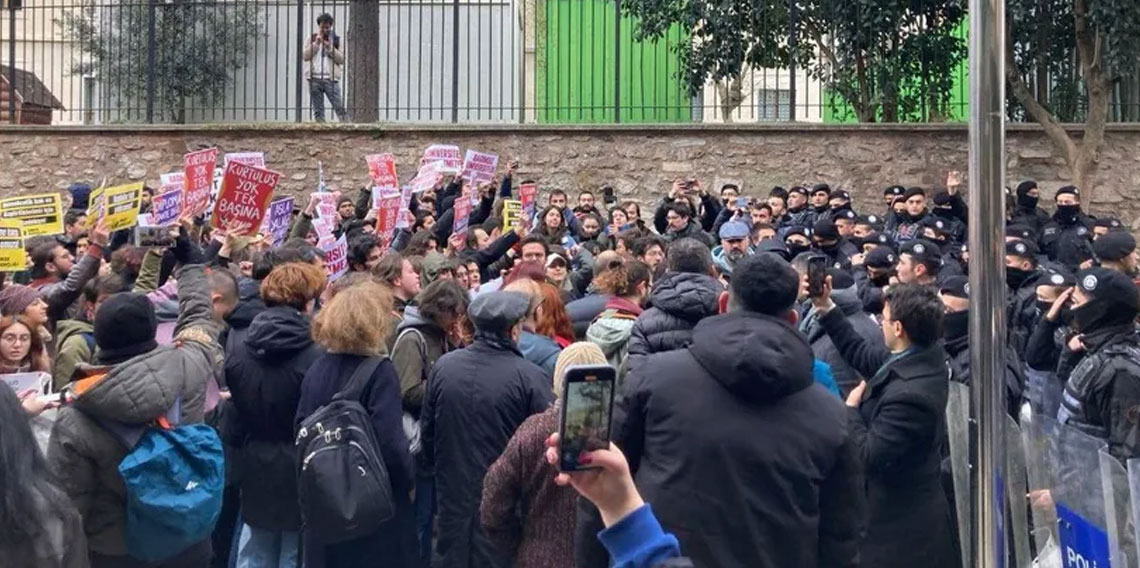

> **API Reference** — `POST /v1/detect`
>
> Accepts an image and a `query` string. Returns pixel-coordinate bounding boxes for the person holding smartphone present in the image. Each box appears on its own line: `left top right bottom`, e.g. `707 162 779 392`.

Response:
301 13 347 122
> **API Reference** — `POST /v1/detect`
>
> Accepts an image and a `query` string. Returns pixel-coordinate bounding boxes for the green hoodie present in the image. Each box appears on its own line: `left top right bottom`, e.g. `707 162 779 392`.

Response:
53 319 94 391
586 312 637 385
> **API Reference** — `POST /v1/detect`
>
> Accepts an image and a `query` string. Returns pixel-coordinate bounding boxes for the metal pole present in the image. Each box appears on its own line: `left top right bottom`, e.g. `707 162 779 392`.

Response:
294 0 303 122
7 0 16 123
145 0 157 123
967 0 1006 566
613 0 620 124
787 0 797 122
451 0 460 123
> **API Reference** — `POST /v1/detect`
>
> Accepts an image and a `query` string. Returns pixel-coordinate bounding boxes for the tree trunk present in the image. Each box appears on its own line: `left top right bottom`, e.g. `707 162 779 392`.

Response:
717 76 743 122
347 0 379 123
855 53 875 122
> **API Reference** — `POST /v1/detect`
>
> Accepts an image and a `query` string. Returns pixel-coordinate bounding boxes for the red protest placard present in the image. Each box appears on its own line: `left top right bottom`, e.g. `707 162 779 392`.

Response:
453 194 473 251
183 148 219 218
366 154 399 189
520 182 538 229
375 189 402 250
212 161 281 236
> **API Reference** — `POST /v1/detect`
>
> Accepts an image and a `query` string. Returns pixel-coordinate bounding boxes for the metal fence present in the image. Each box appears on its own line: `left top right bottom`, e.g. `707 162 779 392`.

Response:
0 0 1138 125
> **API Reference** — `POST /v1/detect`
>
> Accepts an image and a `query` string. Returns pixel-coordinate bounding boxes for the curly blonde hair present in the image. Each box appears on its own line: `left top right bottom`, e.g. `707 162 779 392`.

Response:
312 281 394 356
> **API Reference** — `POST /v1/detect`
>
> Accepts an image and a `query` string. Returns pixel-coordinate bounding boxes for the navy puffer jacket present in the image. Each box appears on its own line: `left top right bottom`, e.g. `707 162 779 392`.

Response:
626 272 722 372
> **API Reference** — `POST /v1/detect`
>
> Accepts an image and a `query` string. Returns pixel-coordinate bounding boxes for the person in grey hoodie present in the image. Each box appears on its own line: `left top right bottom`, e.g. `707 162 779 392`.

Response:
586 259 652 385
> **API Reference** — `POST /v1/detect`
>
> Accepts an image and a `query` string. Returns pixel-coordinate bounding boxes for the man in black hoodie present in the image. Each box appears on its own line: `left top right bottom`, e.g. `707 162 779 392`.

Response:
1009 180 1051 238
576 253 863 568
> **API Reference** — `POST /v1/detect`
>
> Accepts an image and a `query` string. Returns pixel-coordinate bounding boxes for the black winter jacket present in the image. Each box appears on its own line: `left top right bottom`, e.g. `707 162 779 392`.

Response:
421 336 554 568
800 287 886 396
577 312 864 568
626 272 721 370
817 308 956 568
225 306 322 531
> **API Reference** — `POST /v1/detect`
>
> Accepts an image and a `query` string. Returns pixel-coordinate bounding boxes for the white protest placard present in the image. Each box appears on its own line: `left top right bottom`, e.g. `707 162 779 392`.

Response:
460 150 499 186
2 372 51 396
409 162 443 194
395 186 414 230
224 152 266 169
419 144 462 174
320 234 349 281
312 191 338 220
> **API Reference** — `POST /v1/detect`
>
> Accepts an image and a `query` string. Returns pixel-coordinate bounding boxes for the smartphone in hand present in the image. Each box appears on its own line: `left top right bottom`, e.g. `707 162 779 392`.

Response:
558 364 617 471
807 255 829 298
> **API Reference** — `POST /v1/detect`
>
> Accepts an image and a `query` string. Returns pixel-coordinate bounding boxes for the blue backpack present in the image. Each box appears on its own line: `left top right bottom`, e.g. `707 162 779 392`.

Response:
94 398 225 563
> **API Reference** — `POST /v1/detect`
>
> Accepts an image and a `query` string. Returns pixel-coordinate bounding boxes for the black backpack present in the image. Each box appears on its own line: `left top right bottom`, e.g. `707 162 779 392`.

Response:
295 357 395 544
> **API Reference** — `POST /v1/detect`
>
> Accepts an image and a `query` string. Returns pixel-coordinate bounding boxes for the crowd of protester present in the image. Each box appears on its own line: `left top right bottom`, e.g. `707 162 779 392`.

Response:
1 161 1139 568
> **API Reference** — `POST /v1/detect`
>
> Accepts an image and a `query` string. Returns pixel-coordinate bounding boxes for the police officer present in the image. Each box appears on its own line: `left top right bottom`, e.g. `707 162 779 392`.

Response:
854 245 897 316
1041 186 1095 267
1008 180 1051 238
1006 238 1044 357
1057 268 1140 461
1093 230 1139 278
812 219 859 270
782 186 816 231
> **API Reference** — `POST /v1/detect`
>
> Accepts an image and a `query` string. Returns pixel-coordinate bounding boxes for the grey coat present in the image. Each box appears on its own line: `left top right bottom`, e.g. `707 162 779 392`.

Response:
801 286 885 396
46 264 222 558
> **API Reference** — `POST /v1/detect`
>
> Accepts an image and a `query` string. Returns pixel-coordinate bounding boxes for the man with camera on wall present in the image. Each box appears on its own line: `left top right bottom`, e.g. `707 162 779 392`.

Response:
302 13 348 122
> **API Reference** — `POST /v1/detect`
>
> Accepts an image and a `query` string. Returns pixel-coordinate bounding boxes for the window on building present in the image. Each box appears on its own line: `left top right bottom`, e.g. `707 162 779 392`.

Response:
756 89 791 121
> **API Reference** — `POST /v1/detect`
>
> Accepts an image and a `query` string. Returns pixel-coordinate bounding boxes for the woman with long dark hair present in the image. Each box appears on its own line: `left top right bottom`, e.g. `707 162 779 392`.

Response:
533 205 575 250
0 384 88 567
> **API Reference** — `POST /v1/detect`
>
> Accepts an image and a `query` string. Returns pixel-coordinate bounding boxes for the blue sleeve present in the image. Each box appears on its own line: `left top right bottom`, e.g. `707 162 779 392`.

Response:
499 174 514 198
364 361 415 495
597 504 682 568
813 359 842 398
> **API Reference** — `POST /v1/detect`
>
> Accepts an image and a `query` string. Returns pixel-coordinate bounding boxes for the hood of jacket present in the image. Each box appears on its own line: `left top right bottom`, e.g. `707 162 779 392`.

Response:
55 318 94 348
72 346 187 424
647 271 722 323
689 312 814 403
244 306 315 360
227 279 266 331
711 245 752 276
586 316 636 357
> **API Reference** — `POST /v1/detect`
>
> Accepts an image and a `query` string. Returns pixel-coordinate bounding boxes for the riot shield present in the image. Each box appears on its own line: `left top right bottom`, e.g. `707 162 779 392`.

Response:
1129 459 1140 565
1020 409 1060 565
946 381 971 568
1006 414 1031 567
1099 449 1135 567
1051 418 1111 568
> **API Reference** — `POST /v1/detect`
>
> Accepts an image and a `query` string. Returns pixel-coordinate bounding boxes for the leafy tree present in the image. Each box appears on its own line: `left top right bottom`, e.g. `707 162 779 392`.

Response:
58 0 263 123
619 0 792 121
796 0 966 122
1006 0 1140 192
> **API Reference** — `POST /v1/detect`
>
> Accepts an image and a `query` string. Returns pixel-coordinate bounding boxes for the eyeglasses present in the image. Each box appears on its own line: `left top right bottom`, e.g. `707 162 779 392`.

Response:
1 334 32 345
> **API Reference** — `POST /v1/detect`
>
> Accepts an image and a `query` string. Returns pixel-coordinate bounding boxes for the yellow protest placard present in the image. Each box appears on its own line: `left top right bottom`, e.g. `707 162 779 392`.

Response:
0 221 24 272
102 182 144 231
0 193 63 237
85 185 105 229
502 199 523 234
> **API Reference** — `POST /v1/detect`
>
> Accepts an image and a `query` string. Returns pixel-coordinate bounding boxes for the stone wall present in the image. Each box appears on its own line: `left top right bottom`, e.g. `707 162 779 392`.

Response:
3 123 1140 227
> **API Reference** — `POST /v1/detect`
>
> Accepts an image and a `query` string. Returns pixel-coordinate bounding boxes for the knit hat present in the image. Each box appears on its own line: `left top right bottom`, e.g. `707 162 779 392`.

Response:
1093 230 1136 262
1015 180 1038 198
553 342 607 401
336 195 354 208
932 191 953 207
94 292 158 364
69 183 93 211
0 285 42 317
811 183 831 197
831 190 851 202
884 185 906 198
813 219 840 241
789 186 810 198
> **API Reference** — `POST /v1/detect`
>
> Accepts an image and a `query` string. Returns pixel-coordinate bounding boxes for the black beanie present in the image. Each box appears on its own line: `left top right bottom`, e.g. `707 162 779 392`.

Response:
932 191 953 206
94 293 159 364
813 219 840 241
1055 185 1080 201
1016 180 1038 198
811 183 831 197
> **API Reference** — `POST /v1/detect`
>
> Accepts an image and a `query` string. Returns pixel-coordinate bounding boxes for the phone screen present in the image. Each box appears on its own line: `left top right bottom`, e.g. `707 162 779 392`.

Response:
807 255 828 297
558 365 616 471
736 196 749 209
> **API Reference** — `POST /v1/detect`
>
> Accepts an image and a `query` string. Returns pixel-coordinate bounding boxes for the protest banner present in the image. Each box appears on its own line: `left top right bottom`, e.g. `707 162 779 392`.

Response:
0 221 23 272
395 186 414 230
159 172 185 194
460 150 499 186
453 194 473 251
212 161 281 236
261 197 295 246
366 153 400 189
150 188 183 226
375 189 402 250
101 183 144 231
224 151 266 168
520 182 538 229
0 193 63 237
183 147 219 217
409 161 444 194
311 191 338 220
321 234 349 281
501 199 524 234
420 144 462 174
84 184 106 229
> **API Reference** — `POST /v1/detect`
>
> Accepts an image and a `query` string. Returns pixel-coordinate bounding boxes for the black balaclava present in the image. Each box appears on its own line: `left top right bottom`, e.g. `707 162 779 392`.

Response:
943 310 969 341
1071 268 1140 334
1016 180 1039 210
1053 186 1082 225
